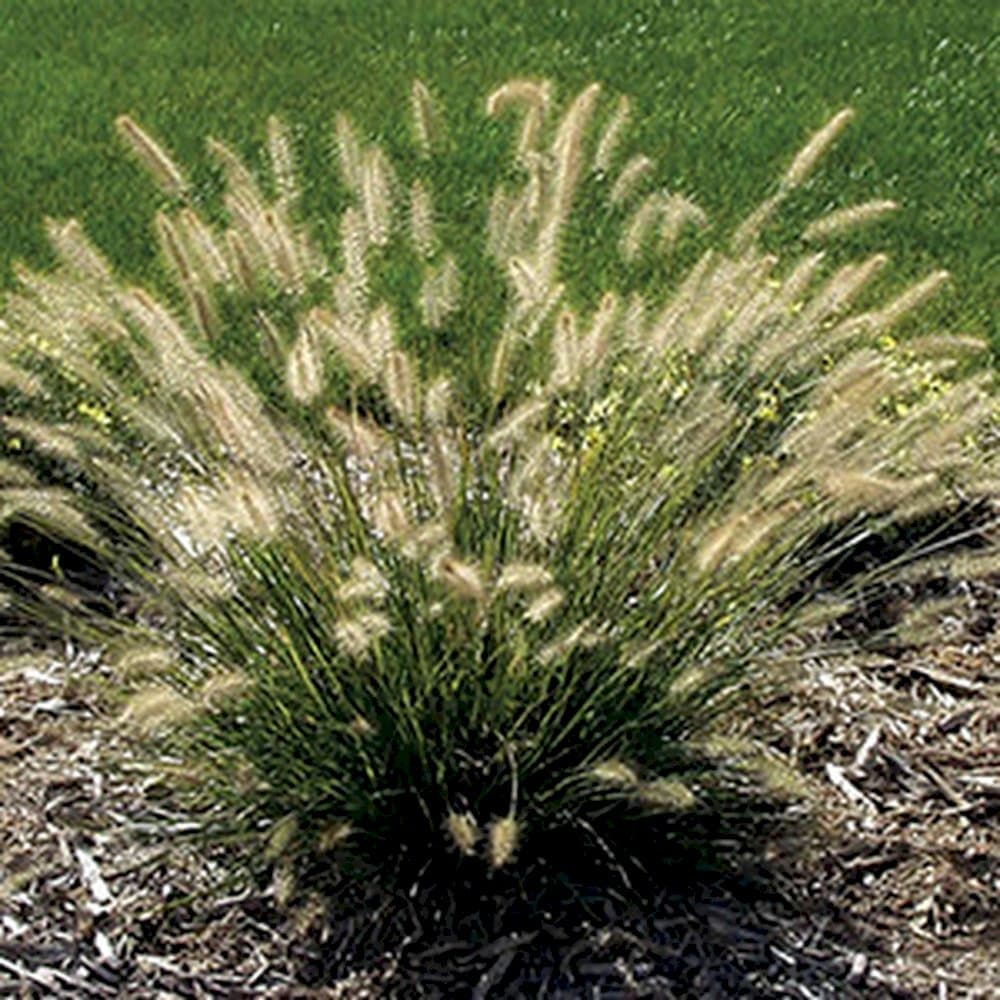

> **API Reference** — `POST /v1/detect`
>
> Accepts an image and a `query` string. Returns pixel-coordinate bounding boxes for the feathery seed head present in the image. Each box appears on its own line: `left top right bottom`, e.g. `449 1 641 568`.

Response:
286 326 324 403
0 362 42 398
316 821 354 854
383 348 419 424
367 303 396 369
266 115 299 208
524 586 565 623
265 814 299 860
486 79 550 118
409 179 437 258
45 218 113 286
610 154 654 206
411 79 440 156
334 113 363 194
496 562 554 594
115 115 188 199
338 557 388 603
783 108 854 189
420 255 460 329
335 612 391 658
750 755 811 800
803 199 899 241
361 147 394 247
349 715 375 737
308 306 375 381
201 670 251 709
639 779 697 812
593 94 631 174
123 685 197 735
488 815 520 869
445 811 480 857
487 398 549 450
371 489 411 539
435 554 486 603
424 376 453 426
591 759 640 787
113 645 175 681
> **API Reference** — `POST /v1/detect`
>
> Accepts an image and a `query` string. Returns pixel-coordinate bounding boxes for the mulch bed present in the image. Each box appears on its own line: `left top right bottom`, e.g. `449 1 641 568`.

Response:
1 588 997 997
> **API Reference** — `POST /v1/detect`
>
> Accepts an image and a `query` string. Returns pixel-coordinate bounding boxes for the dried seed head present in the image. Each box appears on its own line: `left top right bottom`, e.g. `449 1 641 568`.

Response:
667 665 710 699
272 860 297 908
873 270 950 332
265 814 299 860
436 554 486 603
178 207 231 284
227 230 258 293
308 306 375 381
496 562 554 594
803 199 898 241
537 619 602 664
591 759 640 787
751 756 811 800
524 587 565 623
338 556 388 603
488 815 520 869
317 821 353 854
783 108 854 189
115 115 188 199
201 670 251 709
286 326 324 403
411 79 440 156
326 406 388 464
659 193 708 248
0 362 42 397
593 94 631 174
349 715 374 737
156 213 196 287
426 429 456 511
401 519 450 562
698 736 756 760
267 115 298 208
487 79 550 159
361 147 394 247
123 685 197 735
487 399 549 450
424 376 452 426
409 179 437 258
621 192 662 261
445 811 480 857
550 308 579 390
486 79 550 118
335 612 391 658
335 113 363 194
384 348 418 424
113 645 174 680
420 255 460 329
610 154 654 206
639 779 697 812
0 459 37 487
46 218 113 286
207 136 259 196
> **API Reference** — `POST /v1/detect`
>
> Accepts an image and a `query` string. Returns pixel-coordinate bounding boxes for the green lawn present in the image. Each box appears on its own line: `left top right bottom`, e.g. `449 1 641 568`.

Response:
1 0 996 353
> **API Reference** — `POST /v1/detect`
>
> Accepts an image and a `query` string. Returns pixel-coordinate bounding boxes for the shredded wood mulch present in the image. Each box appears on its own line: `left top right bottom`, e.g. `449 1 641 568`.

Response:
1 590 997 998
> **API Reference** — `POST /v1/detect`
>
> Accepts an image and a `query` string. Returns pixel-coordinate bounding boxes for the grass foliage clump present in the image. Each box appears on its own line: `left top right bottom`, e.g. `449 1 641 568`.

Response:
1 80 996 886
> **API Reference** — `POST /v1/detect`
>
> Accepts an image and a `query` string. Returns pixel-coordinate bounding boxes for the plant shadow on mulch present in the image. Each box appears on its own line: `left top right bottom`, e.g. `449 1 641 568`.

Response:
270 802 905 998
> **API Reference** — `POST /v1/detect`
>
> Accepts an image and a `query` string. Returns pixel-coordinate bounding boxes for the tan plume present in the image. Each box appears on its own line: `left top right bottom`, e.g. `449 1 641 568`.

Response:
115 115 188 199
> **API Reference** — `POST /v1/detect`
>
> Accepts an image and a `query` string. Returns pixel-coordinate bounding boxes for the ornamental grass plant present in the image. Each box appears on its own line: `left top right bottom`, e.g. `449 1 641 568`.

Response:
0 80 996 890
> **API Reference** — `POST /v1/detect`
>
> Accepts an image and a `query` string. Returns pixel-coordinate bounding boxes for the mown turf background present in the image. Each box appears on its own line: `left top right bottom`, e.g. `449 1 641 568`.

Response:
1 0 996 356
